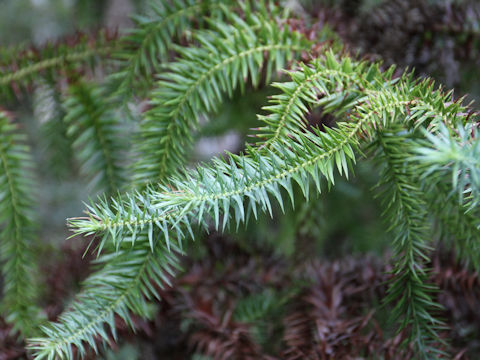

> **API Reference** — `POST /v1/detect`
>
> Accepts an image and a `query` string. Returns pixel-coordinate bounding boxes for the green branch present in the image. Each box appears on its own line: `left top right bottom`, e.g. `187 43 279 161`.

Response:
0 113 41 337
63 81 126 195
110 0 234 98
0 48 111 88
133 10 312 186
375 129 444 356
0 31 117 98
257 52 396 150
28 237 182 359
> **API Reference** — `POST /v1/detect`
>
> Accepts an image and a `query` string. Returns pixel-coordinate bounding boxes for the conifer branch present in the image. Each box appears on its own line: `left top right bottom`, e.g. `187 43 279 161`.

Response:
0 112 42 337
374 128 444 356
71 120 362 247
28 236 182 359
28 81 132 357
256 52 396 150
110 0 236 99
34 81 74 178
415 123 480 211
63 81 126 195
133 10 312 186
0 30 118 98
415 123 480 268
426 180 480 269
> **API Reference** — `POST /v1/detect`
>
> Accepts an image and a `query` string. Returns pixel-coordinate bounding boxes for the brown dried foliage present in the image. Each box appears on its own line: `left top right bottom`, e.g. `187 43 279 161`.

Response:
2 234 478 359
304 0 480 87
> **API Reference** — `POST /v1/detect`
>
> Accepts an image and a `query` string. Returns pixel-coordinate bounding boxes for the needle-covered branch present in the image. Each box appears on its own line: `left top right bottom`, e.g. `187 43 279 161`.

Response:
0 112 42 337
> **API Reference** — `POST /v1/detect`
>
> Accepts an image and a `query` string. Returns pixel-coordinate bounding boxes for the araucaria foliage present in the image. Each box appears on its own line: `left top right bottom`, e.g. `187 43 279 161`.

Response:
0 0 479 359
